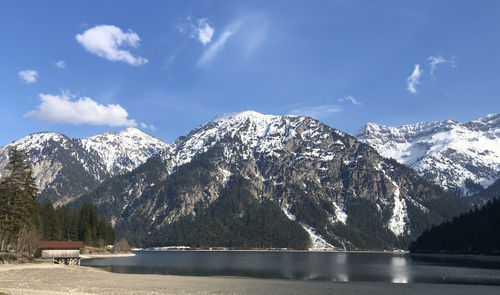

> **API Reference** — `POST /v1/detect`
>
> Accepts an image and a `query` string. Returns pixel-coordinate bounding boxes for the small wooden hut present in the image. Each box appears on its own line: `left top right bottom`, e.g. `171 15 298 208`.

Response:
38 241 84 265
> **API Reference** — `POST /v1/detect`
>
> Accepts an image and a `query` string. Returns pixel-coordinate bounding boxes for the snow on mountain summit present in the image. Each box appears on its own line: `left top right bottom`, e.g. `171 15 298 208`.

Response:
0 132 70 178
82 127 169 175
9 132 69 150
169 110 346 168
356 114 500 196
0 128 169 205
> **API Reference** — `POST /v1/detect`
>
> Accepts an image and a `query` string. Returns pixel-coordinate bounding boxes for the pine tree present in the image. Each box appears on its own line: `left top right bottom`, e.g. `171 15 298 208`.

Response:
40 199 61 240
0 146 38 251
56 206 74 241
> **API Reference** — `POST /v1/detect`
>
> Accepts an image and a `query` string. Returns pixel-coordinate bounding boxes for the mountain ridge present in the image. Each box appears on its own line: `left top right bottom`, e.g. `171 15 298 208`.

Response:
356 113 500 196
0 127 168 205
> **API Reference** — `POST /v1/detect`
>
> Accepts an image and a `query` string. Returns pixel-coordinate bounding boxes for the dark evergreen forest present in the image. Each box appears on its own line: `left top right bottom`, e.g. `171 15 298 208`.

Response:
138 176 311 249
39 200 115 247
410 198 500 255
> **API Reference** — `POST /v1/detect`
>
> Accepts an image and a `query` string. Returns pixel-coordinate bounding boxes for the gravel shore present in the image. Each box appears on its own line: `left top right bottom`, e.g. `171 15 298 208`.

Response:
1 263 499 295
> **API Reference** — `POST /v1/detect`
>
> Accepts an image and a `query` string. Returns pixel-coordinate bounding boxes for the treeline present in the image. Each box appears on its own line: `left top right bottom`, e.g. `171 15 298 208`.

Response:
142 176 310 249
40 200 115 247
410 198 500 255
0 146 114 254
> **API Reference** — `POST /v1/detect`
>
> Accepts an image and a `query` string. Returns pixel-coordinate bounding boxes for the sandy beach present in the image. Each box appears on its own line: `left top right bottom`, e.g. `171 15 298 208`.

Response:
0 263 499 295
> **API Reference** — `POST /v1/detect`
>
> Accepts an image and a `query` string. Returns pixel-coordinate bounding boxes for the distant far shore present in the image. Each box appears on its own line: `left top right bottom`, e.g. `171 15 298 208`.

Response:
409 253 500 263
1 262 500 295
80 252 136 259
135 247 409 254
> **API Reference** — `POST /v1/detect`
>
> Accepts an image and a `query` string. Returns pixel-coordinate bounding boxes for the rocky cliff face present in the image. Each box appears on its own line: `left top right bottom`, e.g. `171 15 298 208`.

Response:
356 114 500 196
0 128 168 205
79 111 468 249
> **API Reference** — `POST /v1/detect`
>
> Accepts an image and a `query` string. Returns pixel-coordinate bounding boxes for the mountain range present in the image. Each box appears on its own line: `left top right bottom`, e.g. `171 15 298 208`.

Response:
0 128 168 205
2 111 499 249
356 113 500 197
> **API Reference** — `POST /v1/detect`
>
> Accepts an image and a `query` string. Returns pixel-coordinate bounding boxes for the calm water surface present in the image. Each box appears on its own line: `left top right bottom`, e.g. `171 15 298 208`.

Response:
81 251 500 285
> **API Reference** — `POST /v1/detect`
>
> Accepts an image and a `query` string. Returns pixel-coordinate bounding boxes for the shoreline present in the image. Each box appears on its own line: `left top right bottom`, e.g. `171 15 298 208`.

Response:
135 248 409 254
80 252 136 259
409 253 500 263
1 263 499 295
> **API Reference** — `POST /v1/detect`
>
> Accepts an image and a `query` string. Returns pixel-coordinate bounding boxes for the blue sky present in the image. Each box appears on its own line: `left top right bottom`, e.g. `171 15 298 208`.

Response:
1 1 499 145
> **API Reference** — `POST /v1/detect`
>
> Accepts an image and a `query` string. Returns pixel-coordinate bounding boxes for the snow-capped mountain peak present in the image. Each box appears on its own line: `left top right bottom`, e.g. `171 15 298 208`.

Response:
356 114 500 196
82 127 169 175
168 111 344 168
10 132 69 150
0 132 69 177
212 110 276 122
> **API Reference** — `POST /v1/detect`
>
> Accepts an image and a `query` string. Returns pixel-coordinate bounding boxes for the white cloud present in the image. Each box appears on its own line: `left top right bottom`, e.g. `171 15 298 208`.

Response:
197 18 245 66
76 25 148 66
192 18 214 45
25 91 137 127
18 69 38 84
406 64 422 94
338 95 361 105
288 104 342 119
55 60 66 69
428 56 446 75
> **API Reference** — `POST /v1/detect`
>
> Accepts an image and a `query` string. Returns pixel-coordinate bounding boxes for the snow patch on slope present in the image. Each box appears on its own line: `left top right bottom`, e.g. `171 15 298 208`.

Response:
302 224 337 251
281 204 336 250
387 185 409 236
332 203 347 224
378 163 410 236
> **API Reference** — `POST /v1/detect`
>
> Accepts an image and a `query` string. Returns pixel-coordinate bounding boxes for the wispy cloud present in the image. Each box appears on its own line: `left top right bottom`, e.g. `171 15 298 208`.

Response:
25 91 137 127
428 56 446 75
18 69 38 84
197 17 245 66
55 60 66 69
76 25 148 66
192 18 214 45
239 14 269 59
406 64 422 94
338 95 361 106
163 53 177 71
288 104 342 119
140 122 156 131
177 17 215 45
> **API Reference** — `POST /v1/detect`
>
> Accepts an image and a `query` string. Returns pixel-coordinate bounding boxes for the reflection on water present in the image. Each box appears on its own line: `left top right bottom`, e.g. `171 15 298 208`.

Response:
81 251 500 285
390 256 408 284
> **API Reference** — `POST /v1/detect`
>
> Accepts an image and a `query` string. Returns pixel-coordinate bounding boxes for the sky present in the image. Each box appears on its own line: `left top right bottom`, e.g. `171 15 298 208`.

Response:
1 0 499 145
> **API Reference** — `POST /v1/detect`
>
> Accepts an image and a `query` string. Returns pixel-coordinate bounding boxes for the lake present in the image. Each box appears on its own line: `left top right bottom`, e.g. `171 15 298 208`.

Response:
81 251 500 285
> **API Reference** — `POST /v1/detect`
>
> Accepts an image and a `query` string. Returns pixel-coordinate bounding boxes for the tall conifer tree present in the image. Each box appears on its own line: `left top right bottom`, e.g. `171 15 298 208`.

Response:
0 146 38 251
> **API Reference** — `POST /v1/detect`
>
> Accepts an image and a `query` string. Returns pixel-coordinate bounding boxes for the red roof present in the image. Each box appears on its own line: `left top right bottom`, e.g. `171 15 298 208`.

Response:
39 241 84 249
